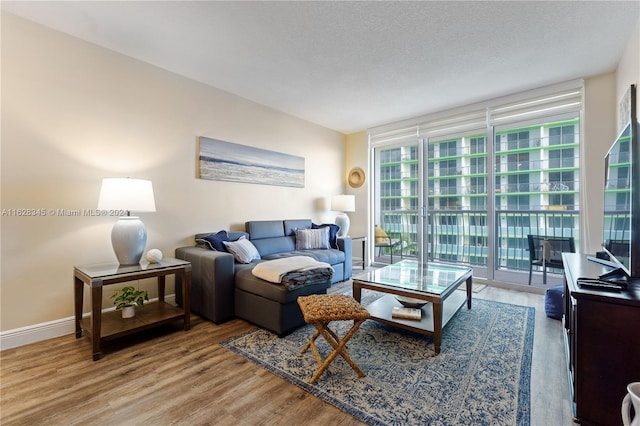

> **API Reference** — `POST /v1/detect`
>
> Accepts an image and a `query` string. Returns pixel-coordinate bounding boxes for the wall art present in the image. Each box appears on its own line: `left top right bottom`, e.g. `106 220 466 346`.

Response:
198 136 305 188
618 84 634 134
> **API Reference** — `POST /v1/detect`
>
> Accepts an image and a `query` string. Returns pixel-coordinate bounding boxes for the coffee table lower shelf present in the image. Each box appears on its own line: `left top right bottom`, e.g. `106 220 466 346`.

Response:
364 291 468 337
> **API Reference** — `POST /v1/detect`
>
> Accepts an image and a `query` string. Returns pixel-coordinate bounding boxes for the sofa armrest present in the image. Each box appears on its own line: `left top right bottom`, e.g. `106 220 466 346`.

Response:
174 246 236 323
337 237 353 279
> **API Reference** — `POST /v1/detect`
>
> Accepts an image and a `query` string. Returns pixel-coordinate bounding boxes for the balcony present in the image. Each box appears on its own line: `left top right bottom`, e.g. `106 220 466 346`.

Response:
377 208 579 288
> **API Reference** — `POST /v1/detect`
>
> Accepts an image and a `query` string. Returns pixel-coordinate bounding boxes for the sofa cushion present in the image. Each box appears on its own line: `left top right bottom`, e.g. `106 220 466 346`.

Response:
235 268 331 304
295 227 330 250
246 220 297 256
246 220 285 239
223 236 261 264
251 236 296 257
195 231 248 249
263 249 345 265
283 219 312 235
312 223 340 249
196 238 215 250
198 230 230 251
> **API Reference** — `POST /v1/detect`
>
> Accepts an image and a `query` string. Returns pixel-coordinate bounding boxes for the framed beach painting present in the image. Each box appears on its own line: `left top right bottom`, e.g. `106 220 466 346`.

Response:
198 136 305 188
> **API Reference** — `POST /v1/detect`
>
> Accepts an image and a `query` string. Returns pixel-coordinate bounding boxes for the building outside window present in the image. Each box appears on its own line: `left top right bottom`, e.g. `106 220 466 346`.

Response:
370 84 583 286
374 117 580 286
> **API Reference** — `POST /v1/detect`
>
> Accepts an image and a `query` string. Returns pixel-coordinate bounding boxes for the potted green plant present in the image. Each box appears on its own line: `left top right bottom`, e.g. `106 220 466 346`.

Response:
111 286 149 318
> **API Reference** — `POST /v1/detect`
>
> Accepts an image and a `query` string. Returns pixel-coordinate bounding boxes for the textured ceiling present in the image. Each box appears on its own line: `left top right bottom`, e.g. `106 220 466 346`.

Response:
2 1 639 133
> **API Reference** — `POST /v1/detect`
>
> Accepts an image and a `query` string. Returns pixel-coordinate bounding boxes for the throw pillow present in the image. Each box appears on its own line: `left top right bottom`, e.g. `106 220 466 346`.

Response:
295 227 330 250
199 230 230 252
223 236 261 263
311 223 340 249
195 238 215 250
375 226 390 244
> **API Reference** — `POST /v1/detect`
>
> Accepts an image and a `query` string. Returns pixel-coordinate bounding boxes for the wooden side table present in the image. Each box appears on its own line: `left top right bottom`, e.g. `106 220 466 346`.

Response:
73 258 191 360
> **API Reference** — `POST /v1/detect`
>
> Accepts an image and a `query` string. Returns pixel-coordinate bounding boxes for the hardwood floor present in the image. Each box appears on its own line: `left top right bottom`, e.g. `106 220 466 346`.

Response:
475 286 574 426
1 285 573 425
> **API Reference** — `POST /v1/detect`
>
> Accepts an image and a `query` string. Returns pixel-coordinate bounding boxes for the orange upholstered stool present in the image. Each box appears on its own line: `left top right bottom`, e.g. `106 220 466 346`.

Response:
297 294 370 384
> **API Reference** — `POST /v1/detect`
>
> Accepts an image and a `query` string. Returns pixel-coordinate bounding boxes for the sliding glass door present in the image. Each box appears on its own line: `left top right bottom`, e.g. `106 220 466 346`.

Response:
372 141 424 265
371 129 489 276
426 131 489 279
369 82 583 287
492 117 580 284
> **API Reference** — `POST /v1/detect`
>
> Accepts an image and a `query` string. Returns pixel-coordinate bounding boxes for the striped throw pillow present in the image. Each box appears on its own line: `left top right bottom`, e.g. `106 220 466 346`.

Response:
223 236 261 263
295 227 330 250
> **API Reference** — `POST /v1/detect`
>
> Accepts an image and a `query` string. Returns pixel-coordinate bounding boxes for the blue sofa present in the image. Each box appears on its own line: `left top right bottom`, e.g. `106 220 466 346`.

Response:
175 219 352 335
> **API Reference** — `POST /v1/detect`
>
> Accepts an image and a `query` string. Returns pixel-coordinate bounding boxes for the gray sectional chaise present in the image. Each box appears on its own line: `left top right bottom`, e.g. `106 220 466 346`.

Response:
174 219 352 335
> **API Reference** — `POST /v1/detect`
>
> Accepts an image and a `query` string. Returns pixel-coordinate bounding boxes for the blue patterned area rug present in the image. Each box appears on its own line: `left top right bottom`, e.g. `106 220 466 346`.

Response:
222 296 534 426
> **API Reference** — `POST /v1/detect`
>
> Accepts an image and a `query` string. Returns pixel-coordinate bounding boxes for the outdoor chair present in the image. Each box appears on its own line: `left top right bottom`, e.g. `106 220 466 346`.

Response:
527 234 576 285
374 226 403 264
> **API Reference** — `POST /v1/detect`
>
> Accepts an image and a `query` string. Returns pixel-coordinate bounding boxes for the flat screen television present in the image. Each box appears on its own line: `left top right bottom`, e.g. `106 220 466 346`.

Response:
601 84 639 280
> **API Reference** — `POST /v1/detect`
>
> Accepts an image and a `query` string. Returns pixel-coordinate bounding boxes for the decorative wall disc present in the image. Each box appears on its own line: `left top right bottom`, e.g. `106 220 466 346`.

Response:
348 167 366 188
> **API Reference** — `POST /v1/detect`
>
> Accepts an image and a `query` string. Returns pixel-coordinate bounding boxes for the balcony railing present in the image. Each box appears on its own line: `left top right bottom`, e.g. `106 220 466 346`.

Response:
377 208 579 282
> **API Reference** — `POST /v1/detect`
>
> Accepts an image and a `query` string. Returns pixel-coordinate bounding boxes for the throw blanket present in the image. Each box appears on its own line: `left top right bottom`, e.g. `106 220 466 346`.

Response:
252 256 334 290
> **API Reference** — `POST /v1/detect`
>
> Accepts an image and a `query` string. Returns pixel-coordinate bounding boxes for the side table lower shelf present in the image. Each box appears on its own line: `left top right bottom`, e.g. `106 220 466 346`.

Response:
80 302 186 343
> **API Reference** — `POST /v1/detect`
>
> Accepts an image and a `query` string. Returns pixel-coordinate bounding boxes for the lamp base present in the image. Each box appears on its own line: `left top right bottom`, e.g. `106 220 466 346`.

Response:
111 216 147 265
335 213 350 238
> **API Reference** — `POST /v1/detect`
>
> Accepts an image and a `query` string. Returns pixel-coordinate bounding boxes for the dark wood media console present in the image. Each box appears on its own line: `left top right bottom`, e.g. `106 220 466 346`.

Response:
562 253 640 426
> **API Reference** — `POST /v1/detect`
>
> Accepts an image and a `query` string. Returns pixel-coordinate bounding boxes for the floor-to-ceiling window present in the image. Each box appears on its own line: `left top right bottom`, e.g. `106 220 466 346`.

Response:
374 140 420 260
369 82 583 288
493 118 580 284
426 131 489 277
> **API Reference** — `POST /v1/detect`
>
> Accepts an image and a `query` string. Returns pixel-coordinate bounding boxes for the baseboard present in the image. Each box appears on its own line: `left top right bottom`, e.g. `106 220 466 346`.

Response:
0 295 176 351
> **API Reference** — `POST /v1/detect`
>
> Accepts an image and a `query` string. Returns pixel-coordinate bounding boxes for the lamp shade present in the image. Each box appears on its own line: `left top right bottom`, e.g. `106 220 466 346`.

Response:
98 178 156 213
98 178 155 265
331 194 355 212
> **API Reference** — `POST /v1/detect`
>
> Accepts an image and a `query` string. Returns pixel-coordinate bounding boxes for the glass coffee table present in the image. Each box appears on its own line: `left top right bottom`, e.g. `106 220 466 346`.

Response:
352 260 473 354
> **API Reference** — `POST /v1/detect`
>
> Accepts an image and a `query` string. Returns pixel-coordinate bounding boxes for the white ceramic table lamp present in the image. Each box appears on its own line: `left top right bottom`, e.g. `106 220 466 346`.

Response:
331 194 355 237
98 178 156 265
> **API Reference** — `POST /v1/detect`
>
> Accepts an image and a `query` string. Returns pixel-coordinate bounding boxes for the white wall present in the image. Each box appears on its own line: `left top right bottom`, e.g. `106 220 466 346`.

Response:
582 13 640 252
582 73 618 253
344 131 369 237
616 19 640 114
0 14 345 333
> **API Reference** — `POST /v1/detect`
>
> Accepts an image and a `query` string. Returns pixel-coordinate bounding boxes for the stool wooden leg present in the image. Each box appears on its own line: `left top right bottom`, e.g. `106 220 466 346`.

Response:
307 319 366 384
327 320 366 377
301 328 321 354
323 325 341 344
307 329 325 371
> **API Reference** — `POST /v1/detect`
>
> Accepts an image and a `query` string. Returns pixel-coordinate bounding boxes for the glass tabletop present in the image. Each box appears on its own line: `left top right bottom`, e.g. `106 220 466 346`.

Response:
74 257 190 279
354 260 472 295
